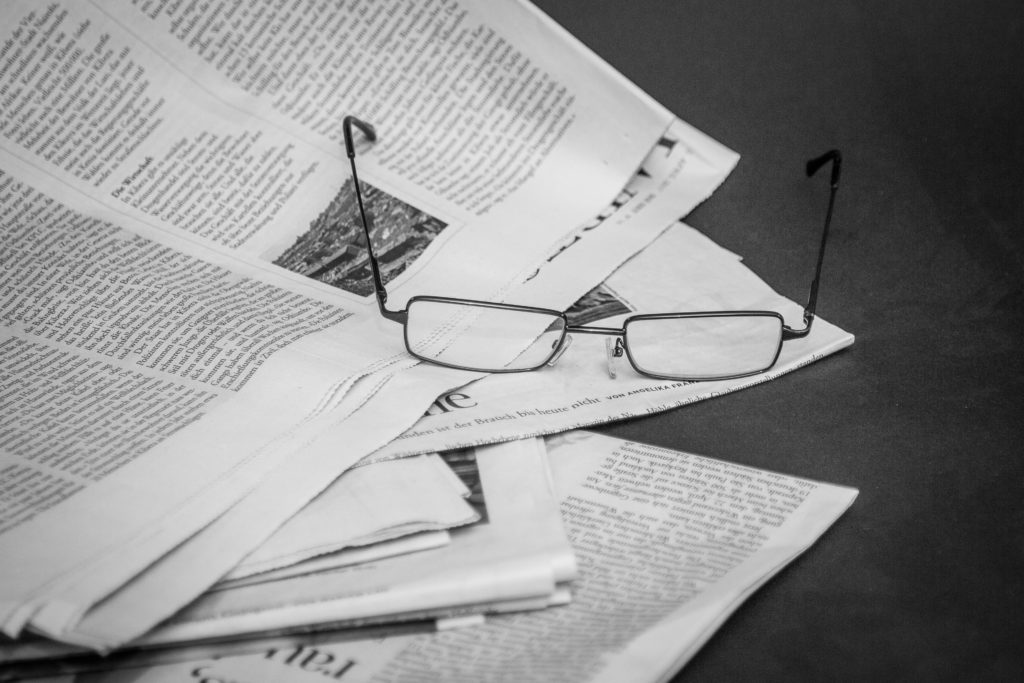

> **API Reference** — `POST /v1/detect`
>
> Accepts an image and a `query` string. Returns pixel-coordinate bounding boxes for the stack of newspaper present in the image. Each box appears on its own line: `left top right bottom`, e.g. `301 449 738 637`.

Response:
0 1 856 680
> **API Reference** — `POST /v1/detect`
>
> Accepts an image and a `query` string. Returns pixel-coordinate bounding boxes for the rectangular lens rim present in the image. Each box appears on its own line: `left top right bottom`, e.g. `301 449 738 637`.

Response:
404 295 568 373
622 310 786 381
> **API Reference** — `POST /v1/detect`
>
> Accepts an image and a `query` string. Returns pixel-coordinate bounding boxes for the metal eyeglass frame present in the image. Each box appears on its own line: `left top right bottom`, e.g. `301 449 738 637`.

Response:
342 114 841 381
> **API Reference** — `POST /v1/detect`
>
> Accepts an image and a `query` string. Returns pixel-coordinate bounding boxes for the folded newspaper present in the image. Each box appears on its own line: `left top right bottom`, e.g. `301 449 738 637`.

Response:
0 438 575 675
0 432 857 681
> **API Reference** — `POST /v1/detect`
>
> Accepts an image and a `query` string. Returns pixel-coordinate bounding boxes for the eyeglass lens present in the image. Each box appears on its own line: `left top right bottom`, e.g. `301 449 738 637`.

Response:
406 299 567 371
625 315 783 380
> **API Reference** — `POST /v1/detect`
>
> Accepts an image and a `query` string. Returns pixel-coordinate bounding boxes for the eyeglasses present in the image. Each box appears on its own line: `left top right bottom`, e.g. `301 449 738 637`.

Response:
342 115 841 381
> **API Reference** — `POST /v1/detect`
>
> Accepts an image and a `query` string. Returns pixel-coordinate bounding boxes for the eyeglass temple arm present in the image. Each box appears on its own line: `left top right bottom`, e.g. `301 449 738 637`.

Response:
343 115 407 323
782 149 842 340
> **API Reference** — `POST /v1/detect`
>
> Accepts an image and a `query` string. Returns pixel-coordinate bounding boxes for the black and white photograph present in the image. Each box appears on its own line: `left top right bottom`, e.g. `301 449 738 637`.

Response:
1 0 1020 681
273 179 447 297
564 284 633 326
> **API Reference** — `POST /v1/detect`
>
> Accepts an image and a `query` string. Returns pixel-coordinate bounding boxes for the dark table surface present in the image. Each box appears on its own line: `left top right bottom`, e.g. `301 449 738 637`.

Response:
534 1 1024 680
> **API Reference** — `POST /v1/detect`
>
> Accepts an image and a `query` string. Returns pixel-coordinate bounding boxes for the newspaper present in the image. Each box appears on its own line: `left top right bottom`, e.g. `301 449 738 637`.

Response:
147 438 574 647
1 0 741 648
32 126 739 648
375 222 855 459
0 437 574 675
15 432 856 681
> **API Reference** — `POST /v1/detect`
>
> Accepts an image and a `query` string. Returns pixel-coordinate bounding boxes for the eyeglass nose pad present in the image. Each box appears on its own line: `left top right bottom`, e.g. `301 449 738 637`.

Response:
604 337 622 379
546 334 573 367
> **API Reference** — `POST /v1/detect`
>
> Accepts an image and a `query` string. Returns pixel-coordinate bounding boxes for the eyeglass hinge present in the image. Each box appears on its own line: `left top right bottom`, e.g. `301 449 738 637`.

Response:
782 312 815 340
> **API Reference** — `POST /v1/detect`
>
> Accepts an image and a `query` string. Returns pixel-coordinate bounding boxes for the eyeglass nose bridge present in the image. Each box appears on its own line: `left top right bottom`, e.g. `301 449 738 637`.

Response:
562 323 628 378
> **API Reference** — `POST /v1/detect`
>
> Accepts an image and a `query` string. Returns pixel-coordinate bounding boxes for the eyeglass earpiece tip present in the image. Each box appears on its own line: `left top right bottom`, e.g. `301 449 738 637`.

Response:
343 116 378 157
806 149 842 186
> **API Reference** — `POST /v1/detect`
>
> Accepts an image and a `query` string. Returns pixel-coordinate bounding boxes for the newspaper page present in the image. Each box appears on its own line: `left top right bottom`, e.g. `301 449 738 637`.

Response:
375 222 855 459
0 0 681 317
0 0 725 647
0 437 574 673
96 0 680 313
22 432 856 682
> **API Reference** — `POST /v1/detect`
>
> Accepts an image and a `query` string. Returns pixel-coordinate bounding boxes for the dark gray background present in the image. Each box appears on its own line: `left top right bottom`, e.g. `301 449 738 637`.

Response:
533 1 1023 680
